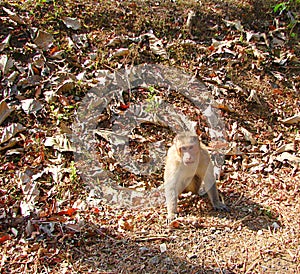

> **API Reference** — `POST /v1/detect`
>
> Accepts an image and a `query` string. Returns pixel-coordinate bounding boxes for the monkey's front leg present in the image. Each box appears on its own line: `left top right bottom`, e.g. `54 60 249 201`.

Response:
164 179 178 221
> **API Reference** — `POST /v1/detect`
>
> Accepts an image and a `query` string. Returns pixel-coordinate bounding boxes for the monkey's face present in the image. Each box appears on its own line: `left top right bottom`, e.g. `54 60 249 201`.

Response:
178 143 200 166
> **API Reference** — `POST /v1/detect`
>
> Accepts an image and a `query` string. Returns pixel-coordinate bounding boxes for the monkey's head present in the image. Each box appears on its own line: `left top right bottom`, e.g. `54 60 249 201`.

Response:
174 133 200 165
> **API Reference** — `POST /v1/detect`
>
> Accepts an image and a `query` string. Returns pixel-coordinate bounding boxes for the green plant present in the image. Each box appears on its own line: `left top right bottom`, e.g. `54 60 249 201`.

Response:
69 161 78 183
145 86 160 113
274 0 300 38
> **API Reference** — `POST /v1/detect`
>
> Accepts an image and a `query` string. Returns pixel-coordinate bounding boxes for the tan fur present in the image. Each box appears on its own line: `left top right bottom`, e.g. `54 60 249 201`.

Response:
164 132 227 220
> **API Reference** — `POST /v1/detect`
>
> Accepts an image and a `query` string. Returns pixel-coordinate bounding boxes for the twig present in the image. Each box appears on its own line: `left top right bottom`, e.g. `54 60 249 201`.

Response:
135 235 169 242
212 250 224 274
245 260 259 274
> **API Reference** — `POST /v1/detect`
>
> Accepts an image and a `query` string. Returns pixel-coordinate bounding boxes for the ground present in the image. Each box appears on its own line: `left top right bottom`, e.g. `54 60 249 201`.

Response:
0 0 299 273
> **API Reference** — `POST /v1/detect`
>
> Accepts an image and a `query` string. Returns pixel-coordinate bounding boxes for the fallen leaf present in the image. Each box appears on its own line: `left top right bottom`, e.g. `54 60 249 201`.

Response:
0 123 25 144
160 243 167 253
57 208 77 217
276 143 295 153
56 80 75 93
62 16 81 30
276 152 300 164
44 134 75 152
2 7 26 25
168 219 181 229
240 127 257 145
0 55 14 75
0 100 13 125
21 99 43 114
0 34 11 52
33 30 54 50
110 48 130 59
118 218 134 231
0 234 11 244
148 33 168 59
282 114 300 125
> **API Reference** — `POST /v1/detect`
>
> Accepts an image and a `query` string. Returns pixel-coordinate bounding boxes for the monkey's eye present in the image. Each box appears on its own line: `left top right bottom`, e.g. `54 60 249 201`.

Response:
181 146 193 152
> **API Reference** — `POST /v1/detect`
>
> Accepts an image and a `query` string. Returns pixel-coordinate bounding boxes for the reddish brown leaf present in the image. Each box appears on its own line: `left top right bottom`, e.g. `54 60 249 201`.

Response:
57 208 77 217
0 234 11 243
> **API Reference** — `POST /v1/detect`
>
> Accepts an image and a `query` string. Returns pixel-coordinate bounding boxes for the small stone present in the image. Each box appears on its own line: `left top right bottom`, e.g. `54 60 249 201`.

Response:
139 247 149 254
210 227 217 233
149 256 160 265
187 253 197 259
272 222 280 230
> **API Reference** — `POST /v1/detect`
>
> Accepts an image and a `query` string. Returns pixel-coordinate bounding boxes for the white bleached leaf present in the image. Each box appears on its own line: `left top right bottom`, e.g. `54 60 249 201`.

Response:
160 243 167 253
281 114 300 125
46 164 65 184
147 33 168 59
223 19 244 32
21 99 43 115
276 152 300 164
44 90 56 103
276 143 295 153
3 7 26 25
247 89 261 104
0 123 25 144
0 55 14 75
16 170 40 216
44 134 75 152
62 16 81 30
0 34 11 52
110 48 130 59
240 127 256 145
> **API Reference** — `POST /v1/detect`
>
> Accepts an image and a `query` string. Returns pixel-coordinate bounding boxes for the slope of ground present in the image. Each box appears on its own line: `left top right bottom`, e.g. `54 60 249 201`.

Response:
0 0 299 273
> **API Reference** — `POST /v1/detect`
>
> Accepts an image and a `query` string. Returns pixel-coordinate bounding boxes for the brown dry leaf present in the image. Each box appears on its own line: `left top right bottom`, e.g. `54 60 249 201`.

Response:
0 100 13 125
168 219 181 229
213 102 234 113
33 30 54 50
276 143 295 153
56 80 75 94
118 218 134 232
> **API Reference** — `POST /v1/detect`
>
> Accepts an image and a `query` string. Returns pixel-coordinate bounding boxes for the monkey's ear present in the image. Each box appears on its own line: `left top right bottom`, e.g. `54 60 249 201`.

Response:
173 134 179 144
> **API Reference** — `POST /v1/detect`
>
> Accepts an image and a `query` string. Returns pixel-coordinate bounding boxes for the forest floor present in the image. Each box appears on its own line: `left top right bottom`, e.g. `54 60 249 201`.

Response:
0 0 299 273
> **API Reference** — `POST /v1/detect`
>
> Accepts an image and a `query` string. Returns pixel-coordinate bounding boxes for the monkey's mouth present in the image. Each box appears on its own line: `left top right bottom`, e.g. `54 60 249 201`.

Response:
183 161 196 165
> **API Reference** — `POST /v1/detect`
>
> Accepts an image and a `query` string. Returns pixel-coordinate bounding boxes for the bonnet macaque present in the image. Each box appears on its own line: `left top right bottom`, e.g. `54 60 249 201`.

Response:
164 132 227 221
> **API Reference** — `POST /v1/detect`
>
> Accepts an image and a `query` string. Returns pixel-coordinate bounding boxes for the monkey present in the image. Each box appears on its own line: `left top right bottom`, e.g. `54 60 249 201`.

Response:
164 132 228 221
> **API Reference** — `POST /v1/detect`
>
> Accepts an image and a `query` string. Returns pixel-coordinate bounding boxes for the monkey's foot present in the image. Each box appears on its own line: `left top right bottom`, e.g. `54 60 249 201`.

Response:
166 214 178 224
213 202 230 212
